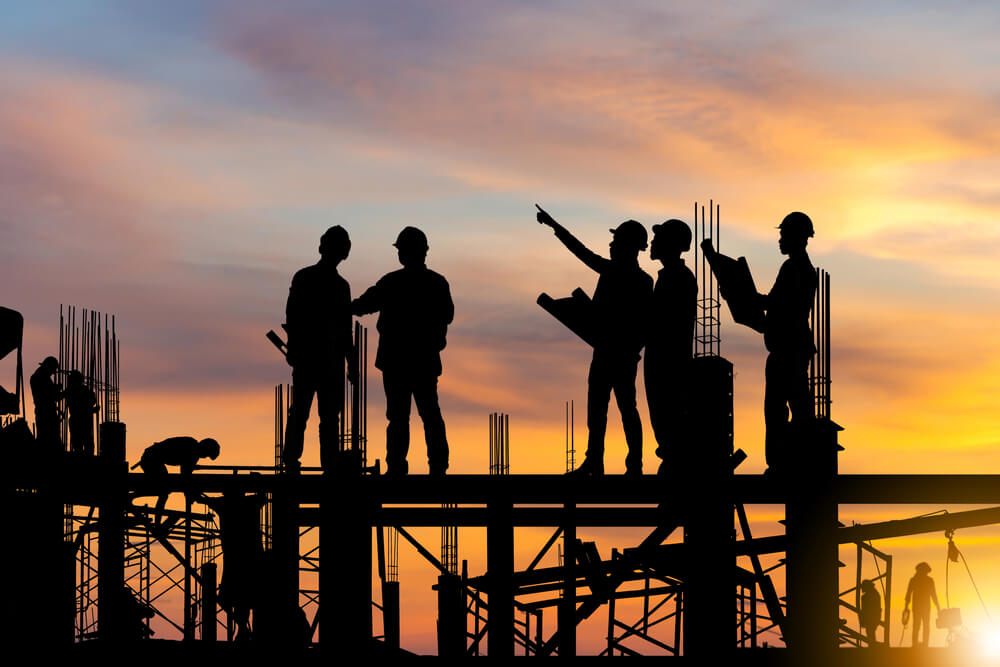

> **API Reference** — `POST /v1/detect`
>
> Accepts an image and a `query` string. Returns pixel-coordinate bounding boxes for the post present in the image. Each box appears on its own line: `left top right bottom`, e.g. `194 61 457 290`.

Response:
683 356 734 659
98 445 127 643
323 474 372 648
559 501 577 657
271 475 300 645
784 418 842 660
382 580 400 650
437 573 464 656
201 562 217 642
487 497 513 657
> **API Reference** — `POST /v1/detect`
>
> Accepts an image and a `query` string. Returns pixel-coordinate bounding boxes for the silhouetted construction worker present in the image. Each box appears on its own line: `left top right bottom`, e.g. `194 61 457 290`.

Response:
757 212 817 474
860 579 882 646
66 370 98 455
353 226 453 477
904 562 939 647
200 486 267 642
536 205 653 476
283 225 357 474
645 220 697 477
30 356 62 449
136 436 220 529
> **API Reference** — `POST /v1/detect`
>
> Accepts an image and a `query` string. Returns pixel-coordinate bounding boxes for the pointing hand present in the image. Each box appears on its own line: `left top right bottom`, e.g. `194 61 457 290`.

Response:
535 203 556 227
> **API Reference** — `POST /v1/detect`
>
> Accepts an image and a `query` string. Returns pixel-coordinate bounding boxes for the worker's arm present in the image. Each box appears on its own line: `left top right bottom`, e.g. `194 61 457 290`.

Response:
352 282 382 316
342 285 359 384
536 204 608 274
930 581 940 611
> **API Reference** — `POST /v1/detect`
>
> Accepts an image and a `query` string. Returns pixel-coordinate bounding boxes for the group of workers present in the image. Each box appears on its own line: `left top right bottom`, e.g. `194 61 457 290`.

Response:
536 205 817 477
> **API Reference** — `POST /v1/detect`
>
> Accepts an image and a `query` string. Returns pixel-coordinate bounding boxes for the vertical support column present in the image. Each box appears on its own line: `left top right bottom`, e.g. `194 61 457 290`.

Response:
437 573 464 656
487 496 513 657
183 493 194 641
323 474 372 649
683 356 734 659
382 580 401 651
559 500 576 657
98 455 126 643
272 475 300 645
784 419 842 660
201 562 217 642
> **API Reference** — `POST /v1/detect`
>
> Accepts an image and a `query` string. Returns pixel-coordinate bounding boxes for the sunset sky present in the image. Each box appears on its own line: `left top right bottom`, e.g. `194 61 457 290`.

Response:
2 0 1000 653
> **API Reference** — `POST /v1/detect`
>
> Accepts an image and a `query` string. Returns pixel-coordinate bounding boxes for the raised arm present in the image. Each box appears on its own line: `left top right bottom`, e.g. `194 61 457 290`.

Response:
536 204 608 274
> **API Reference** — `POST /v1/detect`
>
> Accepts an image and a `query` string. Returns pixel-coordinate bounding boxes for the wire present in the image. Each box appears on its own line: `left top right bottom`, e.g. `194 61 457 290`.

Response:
957 545 993 624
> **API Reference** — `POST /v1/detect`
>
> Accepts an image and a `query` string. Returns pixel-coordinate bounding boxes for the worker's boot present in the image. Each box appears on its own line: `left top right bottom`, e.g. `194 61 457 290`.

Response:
567 456 603 477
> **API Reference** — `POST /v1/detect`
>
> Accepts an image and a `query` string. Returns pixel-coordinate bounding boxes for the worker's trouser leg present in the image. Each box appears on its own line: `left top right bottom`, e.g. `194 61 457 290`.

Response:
412 375 448 472
763 350 812 469
586 354 642 471
284 367 343 471
644 358 689 470
383 372 412 474
384 371 448 474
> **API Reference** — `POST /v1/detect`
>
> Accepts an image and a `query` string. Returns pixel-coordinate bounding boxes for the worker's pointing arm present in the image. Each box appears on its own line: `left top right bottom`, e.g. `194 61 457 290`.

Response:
536 204 607 273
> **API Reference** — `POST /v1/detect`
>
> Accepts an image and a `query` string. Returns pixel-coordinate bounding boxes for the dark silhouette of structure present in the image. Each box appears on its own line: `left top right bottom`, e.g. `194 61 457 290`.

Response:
282 225 357 474
904 561 939 647
200 487 267 642
136 436 220 528
30 356 62 449
536 205 652 476
645 220 697 477
353 226 453 477
860 579 881 646
0 306 25 417
66 370 98 455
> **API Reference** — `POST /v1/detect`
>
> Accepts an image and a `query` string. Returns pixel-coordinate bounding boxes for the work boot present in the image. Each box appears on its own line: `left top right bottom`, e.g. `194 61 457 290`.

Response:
385 460 409 478
624 465 643 479
567 457 603 477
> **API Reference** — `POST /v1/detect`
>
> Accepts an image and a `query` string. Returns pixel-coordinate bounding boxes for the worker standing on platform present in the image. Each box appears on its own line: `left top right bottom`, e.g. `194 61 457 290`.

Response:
645 220 697 477
759 213 817 474
283 225 358 474
66 370 98 455
353 227 454 477
30 356 62 449
136 436 220 529
536 205 653 477
904 562 939 647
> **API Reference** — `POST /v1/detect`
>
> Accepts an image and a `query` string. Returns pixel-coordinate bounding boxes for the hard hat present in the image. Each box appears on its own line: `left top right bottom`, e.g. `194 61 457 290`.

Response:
609 219 648 251
38 356 59 369
393 226 429 251
651 219 692 250
777 212 815 238
319 225 350 254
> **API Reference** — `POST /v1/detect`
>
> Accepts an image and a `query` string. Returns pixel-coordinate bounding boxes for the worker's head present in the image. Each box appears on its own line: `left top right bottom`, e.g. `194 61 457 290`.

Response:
393 226 429 268
608 220 648 261
68 370 83 386
861 579 876 594
650 219 692 261
38 356 59 374
198 438 221 460
319 225 351 263
777 212 813 255
915 561 931 575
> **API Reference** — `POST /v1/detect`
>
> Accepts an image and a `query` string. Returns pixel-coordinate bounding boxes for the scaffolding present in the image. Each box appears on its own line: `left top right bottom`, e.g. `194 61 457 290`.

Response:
693 201 721 359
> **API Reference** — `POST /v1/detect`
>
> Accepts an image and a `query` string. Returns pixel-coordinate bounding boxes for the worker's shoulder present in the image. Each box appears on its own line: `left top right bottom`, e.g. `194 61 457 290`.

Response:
290 262 322 286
